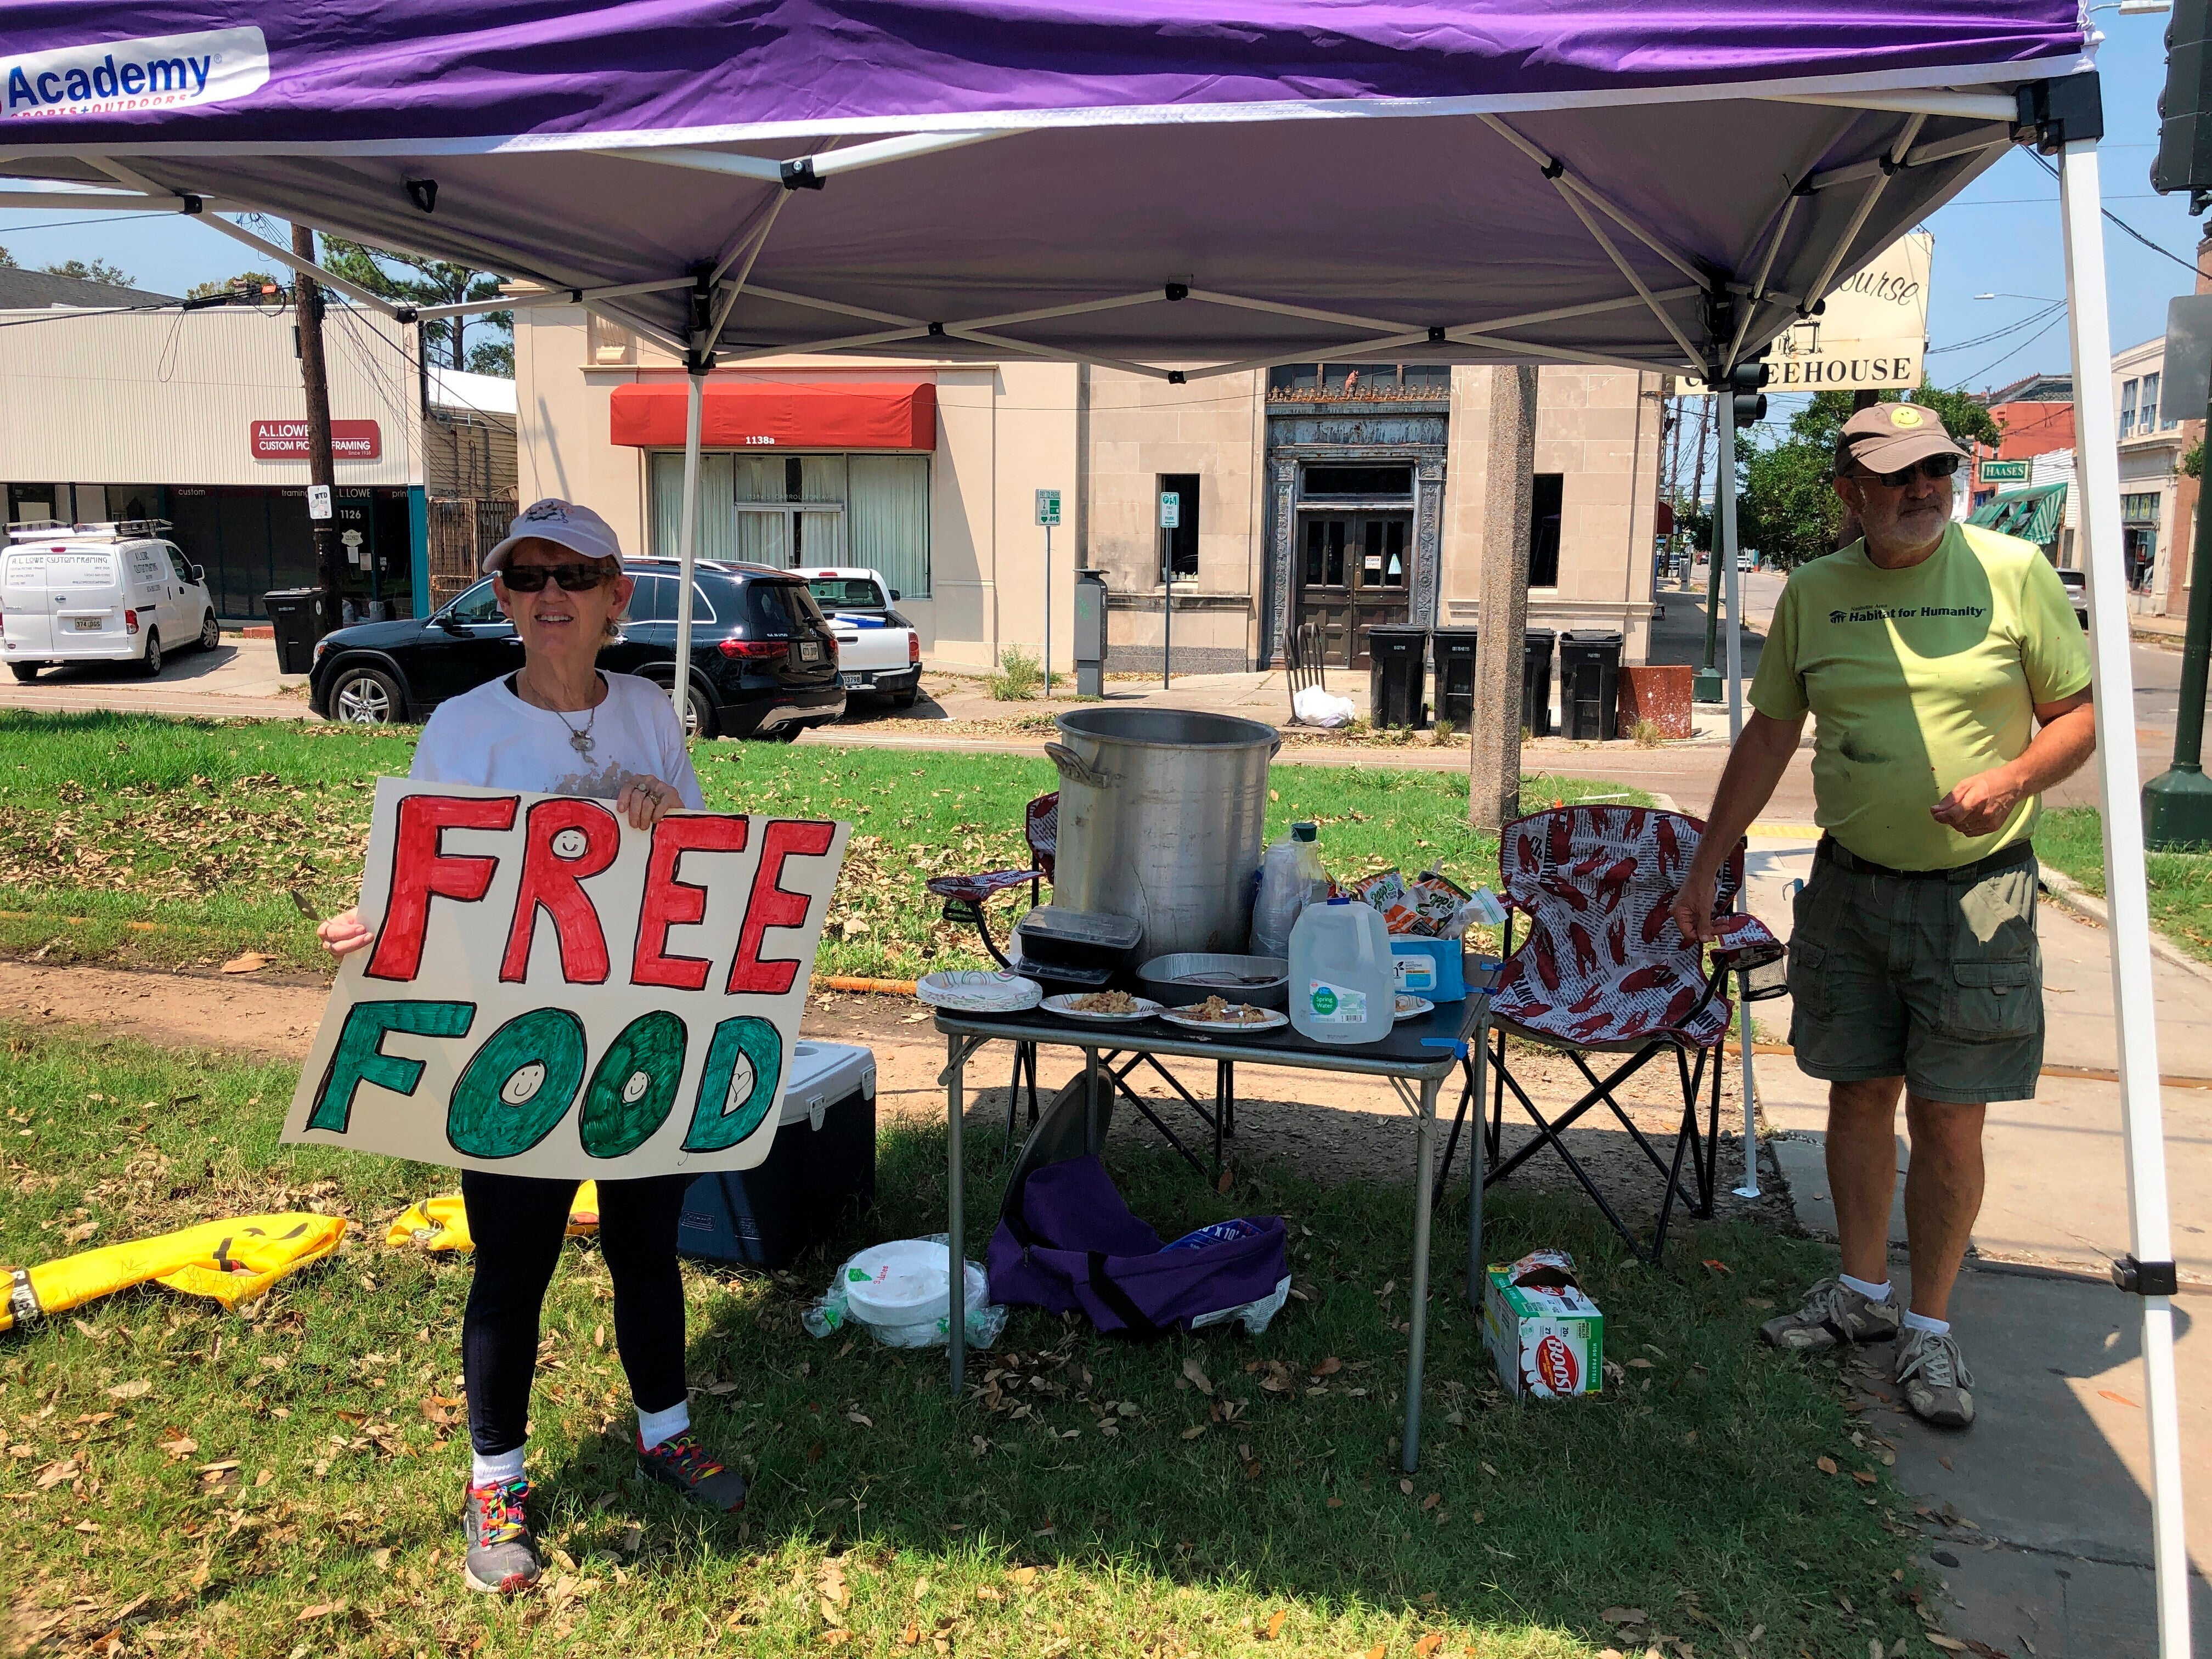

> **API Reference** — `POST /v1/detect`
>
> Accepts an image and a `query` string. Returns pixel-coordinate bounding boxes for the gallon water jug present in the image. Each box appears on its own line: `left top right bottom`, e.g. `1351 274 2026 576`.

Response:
1250 821 1328 957
1288 898 1395 1044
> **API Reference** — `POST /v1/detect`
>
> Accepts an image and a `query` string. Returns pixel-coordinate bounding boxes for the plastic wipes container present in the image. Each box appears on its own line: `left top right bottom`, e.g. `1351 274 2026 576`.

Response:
803 1236 1005 1349
1251 821 1329 957
1288 897 1395 1045
1390 937 1469 1002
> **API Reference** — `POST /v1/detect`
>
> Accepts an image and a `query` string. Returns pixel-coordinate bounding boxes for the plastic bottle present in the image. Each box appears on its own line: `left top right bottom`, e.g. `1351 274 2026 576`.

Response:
1288 897 1395 1044
1250 821 1328 957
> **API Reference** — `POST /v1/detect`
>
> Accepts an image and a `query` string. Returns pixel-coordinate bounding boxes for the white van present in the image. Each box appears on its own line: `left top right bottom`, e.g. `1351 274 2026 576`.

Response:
2 520 220 682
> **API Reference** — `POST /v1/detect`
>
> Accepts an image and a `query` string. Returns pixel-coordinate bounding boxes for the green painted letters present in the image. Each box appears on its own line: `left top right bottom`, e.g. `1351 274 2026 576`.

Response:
307 1000 475 1133
446 1008 588 1159
682 1017 783 1152
578 1011 688 1159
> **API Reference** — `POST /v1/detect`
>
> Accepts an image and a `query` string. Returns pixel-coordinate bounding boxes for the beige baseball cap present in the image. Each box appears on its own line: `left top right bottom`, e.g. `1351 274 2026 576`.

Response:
482 497 623 572
1833 402 1967 477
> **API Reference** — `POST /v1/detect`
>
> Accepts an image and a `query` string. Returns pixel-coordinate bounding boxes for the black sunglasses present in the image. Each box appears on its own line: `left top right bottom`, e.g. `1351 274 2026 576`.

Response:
1855 453 1960 489
499 562 616 592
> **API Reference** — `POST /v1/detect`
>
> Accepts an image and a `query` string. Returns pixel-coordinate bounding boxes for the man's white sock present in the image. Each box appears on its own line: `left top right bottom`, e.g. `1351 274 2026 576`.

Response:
1901 1310 1951 1337
636 1401 690 1452
471 1445 527 1488
1838 1272 1892 1304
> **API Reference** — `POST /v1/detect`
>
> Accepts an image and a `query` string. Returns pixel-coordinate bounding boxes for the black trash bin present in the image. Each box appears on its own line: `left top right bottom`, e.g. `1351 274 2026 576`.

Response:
1432 626 1479 729
1522 628 1556 738
263 588 330 676
1558 629 1624 741
1366 624 1429 729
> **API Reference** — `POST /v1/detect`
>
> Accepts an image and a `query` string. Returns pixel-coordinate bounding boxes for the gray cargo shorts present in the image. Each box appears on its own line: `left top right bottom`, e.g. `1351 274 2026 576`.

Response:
1785 843 2043 1104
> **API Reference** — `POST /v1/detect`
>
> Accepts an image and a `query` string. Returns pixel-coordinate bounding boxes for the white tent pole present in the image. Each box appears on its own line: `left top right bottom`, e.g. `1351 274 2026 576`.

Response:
2058 134 2191 1659
1716 377 1759 1195
671 369 706 728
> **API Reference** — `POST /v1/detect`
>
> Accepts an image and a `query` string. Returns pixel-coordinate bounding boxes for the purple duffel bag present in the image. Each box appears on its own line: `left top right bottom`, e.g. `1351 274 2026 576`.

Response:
986 1154 1288 1336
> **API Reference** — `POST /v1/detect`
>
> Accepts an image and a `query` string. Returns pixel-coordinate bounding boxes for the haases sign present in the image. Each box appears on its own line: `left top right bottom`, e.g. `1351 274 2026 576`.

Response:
252 420 382 462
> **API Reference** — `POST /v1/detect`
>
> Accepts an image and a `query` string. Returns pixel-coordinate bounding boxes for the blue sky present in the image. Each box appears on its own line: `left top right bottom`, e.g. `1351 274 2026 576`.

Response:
0 13 2196 395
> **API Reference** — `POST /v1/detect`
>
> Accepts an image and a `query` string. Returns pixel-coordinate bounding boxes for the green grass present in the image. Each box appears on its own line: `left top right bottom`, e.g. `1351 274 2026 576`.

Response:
0 1024 1948 1657
0 710 1640 979
2037 805 2212 963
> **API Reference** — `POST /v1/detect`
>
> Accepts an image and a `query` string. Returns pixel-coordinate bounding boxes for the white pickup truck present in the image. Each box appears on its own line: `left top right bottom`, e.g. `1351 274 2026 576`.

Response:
799 566 923 708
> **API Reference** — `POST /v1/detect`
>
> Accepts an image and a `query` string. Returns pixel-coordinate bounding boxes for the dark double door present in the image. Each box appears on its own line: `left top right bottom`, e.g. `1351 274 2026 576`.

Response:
1296 511 1412 667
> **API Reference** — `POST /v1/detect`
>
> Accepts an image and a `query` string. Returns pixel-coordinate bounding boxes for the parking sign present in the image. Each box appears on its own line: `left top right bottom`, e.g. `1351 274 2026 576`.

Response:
1035 488 1061 527
1159 492 1181 529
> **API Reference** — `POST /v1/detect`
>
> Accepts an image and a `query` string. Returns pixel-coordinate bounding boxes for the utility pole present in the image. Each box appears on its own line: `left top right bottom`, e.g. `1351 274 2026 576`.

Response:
1692 387 1723 700
292 223 342 635
1468 365 1537 831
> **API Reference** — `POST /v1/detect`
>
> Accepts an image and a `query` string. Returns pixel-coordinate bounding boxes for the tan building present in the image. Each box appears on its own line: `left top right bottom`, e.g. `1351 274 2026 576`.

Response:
514 302 1664 675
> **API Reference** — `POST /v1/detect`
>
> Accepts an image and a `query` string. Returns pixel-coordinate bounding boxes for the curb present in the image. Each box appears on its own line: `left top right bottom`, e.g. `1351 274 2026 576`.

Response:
2035 865 2212 990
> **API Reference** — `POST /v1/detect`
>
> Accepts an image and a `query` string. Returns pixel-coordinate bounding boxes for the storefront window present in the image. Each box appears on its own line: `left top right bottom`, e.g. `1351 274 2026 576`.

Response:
650 451 930 596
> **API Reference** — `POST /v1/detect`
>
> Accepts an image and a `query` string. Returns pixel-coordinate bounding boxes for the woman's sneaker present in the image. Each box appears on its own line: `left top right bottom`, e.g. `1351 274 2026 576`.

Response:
1896 1328 1976 1429
1758 1277 1902 1352
462 1476 542 1595
637 1429 747 1512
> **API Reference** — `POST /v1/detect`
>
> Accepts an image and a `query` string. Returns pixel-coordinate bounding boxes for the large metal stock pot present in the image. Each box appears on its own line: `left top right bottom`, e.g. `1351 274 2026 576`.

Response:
1044 707 1279 958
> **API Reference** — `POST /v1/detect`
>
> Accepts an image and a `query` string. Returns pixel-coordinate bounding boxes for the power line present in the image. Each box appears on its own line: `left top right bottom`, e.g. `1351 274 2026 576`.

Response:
1926 301 2069 356
2024 151 2204 279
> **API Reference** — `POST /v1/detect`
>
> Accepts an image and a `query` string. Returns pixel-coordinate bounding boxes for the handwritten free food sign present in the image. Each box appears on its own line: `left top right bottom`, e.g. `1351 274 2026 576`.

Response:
284 781 850 1178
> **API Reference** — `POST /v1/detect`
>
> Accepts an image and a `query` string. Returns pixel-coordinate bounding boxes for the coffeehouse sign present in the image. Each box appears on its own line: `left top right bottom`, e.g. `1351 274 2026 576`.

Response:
1767 231 1931 392
251 419 382 461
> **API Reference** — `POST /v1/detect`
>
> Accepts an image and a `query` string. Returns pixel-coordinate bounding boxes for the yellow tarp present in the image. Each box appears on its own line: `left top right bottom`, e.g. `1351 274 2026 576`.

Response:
385 1182 600 1252
2 1213 348 1334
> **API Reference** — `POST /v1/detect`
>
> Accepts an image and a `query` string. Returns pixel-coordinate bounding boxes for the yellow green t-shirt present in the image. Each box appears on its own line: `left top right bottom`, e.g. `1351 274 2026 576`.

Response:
1748 522 2091 871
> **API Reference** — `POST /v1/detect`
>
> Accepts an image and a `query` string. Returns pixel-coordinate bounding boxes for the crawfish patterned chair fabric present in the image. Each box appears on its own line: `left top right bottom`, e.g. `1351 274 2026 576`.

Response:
1492 804 1783 1051
924 793 1059 910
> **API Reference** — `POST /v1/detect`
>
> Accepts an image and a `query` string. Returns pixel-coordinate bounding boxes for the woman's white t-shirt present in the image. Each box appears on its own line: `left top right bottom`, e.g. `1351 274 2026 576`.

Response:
410 670 706 808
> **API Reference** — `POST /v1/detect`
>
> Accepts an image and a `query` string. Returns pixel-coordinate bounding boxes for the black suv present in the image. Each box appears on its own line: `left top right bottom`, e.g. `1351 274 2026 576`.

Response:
307 558 845 739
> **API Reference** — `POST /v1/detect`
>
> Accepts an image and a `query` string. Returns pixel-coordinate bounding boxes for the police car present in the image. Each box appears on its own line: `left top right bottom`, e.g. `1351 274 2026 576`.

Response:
797 566 923 708
2 519 221 681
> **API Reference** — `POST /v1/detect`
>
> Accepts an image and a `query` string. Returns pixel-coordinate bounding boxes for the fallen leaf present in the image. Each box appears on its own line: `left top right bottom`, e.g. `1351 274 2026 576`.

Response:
296 1602 345 1623
1181 1425 1207 1440
1010 1567 1037 1587
158 1437 198 1460
1816 1456 1838 1476
899 1623 922 1646
1325 1497 1343 1509
847 1412 874 1428
1600 1608 1647 1626
1853 1470 1877 1486
1415 1635 1444 1657
1262 1610 1288 1640
1700 1259 1733 1275
105 1380 150 1401
1400 1478 1415 1495
2098 1390 2141 1409
33 1459 78 1490
913 1577 930 1600
822 1630 854 1647
220 952 273 975
1626 1357 1654 1370
1182 1358 1214 1397
1216 1167 1235 1194
1364 1646 1385 1659
1421 1492 1441 1510
1312 1357 1344 1377
1926 1637 1967 1653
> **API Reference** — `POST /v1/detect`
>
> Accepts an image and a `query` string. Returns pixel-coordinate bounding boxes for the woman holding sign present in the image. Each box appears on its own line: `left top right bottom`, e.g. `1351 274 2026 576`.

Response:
319 499 746 1595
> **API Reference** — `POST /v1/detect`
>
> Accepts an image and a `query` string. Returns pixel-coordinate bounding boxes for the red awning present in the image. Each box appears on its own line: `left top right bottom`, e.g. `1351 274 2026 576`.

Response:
609 381 935 450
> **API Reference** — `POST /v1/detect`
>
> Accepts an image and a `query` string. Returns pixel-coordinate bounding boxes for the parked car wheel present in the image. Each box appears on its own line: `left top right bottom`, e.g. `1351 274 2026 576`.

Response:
8 662 41 684
198 610 221 652
646 675 719 741
329 663 404 724
138 629 162 678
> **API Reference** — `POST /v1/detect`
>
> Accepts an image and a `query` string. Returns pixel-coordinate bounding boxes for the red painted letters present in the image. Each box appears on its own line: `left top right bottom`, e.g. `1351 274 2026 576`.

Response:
633 816 752 991
500 798 622 984
725 820 836 996
365 795 519 982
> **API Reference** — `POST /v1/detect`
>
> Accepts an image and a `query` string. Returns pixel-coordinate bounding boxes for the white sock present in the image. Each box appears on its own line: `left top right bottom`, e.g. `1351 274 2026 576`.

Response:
1902 1310 1951 1336
1838 1272 1892 1304
636 1401 690 1452
471 1445 526 1488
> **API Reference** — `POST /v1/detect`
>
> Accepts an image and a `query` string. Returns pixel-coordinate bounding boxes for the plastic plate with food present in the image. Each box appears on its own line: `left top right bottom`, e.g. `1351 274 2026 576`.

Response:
1158 996 1291 1034
1394 994 1435 1022
1041 991 1163 1023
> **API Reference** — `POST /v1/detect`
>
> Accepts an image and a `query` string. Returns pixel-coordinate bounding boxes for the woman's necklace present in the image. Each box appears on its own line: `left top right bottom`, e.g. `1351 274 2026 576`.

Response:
521 668 602 758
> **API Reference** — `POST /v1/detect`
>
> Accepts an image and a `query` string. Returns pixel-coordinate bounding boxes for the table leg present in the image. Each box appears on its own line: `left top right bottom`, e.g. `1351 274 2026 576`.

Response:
1466 1037 1489 1308
1085 1047 1101 1154
1401 1073 1440 1475
947 1033 967 1398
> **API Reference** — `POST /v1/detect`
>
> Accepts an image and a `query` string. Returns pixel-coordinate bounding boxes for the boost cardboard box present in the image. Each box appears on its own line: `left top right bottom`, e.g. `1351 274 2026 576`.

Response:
1483 1248 1604 1399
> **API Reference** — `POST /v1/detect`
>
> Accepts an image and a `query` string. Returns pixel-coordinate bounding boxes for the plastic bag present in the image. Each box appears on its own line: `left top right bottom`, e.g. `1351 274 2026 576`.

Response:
1292 685 1356 728
802 1233 1006 1350
1188 1273 1293 1336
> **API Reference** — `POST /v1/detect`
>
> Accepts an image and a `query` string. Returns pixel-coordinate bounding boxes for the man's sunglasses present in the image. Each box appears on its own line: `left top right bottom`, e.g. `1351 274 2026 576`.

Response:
499 562 616 592
1854 453 1960 489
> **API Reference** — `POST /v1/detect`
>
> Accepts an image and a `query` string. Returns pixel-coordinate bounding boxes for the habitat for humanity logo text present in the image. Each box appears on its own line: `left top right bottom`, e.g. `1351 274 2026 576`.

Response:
5 28 268 120
1827 605 1987 624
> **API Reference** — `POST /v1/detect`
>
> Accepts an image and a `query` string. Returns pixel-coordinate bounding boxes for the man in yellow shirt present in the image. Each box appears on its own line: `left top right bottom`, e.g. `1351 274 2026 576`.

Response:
1671 402 2095 1429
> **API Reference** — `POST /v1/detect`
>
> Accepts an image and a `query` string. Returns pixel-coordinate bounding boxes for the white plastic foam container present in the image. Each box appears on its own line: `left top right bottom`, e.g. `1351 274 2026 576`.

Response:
1288 897 1395 1044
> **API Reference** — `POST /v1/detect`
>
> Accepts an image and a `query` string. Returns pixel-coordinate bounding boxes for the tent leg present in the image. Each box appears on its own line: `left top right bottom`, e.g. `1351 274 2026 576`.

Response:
1716 380 1759 1194
670 370 706 727
2059 136 2192 1659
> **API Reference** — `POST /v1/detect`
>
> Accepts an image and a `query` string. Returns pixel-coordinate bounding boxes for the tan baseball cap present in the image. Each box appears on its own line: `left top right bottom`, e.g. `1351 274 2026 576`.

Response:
482 497 623 572
1833 402 1967 477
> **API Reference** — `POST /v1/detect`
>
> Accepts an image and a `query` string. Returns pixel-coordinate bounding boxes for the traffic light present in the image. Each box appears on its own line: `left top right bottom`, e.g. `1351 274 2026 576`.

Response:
1730 360 1770 427
2154 0 2212 209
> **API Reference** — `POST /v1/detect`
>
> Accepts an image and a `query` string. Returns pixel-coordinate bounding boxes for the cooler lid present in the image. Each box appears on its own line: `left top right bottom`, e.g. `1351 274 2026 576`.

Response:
1013 905 1143 953
779 1039 876 1130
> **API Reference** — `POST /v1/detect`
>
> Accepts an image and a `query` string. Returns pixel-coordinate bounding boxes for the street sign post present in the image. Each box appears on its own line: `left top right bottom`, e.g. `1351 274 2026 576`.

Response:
306 484 334 521
1158 490 1181 687
1036 489 1062 695
2145 293 2212 848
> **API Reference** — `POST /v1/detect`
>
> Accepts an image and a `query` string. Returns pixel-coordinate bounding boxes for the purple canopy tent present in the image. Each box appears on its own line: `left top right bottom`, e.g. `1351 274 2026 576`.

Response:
0 4 2185 1644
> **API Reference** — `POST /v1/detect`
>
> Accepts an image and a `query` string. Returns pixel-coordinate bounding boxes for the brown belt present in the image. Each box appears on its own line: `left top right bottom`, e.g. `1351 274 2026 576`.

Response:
1814 836 2034 883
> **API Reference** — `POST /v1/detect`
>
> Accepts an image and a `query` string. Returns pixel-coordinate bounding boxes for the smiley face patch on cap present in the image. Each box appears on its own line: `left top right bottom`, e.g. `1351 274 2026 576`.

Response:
1888 407 1926 428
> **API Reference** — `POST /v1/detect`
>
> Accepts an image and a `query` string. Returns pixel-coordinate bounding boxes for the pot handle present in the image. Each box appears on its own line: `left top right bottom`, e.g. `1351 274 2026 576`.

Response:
1043 742 1110 789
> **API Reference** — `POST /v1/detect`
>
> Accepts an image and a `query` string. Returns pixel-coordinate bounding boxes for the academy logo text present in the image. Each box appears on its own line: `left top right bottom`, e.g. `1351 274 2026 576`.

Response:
4 28 268 120
1828 605 1985 624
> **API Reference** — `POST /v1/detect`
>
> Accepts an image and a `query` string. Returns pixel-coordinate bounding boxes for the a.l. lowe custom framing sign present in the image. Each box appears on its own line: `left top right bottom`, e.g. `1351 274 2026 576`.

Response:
284 780 850 1180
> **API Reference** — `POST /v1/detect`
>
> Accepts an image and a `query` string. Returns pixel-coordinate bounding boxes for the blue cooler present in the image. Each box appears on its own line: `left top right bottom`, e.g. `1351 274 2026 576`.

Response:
678 1040 877 1268
1390 938 1469 1002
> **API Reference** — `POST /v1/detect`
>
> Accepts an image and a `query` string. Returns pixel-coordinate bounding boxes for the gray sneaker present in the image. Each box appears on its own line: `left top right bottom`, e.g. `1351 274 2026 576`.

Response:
1758 1277 1902 1352
1896 1328 1976 1429
462 1476 542 1595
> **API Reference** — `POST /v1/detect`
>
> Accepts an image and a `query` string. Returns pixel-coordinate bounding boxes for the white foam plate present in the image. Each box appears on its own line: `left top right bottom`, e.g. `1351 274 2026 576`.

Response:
1158 1003 1289 1034
1395 995 1435 1022
1041 992 1163 1023
916 970 1042 1014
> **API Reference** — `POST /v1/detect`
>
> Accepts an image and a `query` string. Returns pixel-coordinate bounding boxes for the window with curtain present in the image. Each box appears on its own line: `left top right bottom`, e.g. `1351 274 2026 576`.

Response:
651 450 928 594
2140 371 2160 432
647 453 735 562
848 455 930 597
2119 379 2138 437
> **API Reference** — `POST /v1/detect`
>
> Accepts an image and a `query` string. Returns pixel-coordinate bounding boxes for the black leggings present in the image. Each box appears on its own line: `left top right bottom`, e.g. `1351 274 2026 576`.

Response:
460 1170 693 1457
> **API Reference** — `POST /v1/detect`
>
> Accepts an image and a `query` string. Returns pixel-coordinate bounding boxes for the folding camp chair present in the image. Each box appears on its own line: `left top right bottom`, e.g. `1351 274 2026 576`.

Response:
926 793 1059 1141
1285 620 1327 724
1434 804 1786 1263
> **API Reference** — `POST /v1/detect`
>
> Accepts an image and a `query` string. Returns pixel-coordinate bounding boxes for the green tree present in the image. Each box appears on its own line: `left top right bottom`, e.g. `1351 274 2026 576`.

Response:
40 257 134 287
318 236 512 376
1736 386 2004 569
0 245 16 268
185 269 281 302
2186 439 2202 481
